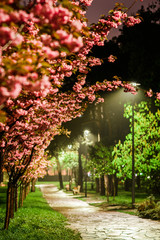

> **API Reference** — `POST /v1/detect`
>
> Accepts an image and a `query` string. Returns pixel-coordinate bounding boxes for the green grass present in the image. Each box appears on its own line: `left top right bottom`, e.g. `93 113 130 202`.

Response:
87 190 150 207
0 186 81 240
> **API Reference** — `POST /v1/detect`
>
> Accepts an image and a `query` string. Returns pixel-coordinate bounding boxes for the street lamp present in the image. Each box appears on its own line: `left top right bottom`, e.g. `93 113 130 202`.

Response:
68 144 72 150
130 82 140 208
83 129 91 198
132 100 135 207
84 129 90 138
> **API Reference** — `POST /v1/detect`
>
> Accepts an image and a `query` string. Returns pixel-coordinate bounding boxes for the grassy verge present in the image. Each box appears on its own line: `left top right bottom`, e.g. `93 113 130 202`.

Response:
0 186 81 240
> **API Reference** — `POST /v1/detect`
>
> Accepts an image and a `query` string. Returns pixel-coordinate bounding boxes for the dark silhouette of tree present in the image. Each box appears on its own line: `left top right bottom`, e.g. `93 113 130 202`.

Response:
117 1 160 91
86 1 160 92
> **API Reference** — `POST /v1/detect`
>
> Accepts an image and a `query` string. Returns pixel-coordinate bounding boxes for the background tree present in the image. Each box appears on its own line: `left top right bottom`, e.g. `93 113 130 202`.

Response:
88 142 115 202
61 149 79 189
112 101 160 194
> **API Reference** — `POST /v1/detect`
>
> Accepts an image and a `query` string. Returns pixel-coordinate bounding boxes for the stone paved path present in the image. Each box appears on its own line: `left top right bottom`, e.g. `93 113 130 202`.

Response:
38 184 160 240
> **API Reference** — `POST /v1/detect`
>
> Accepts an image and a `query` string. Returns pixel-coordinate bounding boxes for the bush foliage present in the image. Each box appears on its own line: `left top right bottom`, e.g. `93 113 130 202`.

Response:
137 195 160 220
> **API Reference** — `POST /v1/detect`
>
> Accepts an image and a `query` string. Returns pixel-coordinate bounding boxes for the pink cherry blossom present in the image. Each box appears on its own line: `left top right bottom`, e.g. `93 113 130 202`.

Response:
156 92 160 100
146 89 153 98
108 55 116 63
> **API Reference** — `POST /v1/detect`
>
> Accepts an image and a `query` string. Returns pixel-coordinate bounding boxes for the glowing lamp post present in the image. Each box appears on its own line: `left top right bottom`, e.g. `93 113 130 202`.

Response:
83 129 90 198
131 82 140 208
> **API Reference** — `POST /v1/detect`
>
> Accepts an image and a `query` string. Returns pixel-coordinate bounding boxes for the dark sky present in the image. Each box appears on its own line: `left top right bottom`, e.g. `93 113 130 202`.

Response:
86 0 153 38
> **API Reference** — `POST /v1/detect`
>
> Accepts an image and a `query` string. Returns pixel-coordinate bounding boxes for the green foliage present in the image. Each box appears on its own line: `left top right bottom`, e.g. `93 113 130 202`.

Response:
0 187 81 240
88 143 114 177
59 151 79 169
137 195 160 220
112 101 160 192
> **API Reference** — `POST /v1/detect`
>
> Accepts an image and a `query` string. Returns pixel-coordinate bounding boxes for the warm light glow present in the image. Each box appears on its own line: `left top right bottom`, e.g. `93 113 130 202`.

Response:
130 82 141 87
84 129 90 137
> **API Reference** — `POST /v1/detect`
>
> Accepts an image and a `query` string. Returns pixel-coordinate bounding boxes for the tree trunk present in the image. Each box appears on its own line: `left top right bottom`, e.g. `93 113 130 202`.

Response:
10 184 15 219
78 144 83 192
111 174 116 200
4 182 14 229
0 172 3 184
124 178 131 191
100 175 105 196
24 184 27 200
31 179 36 192
0 151 3 184
69 174 72 191
95 178 99 193
27 183 30 195
115 175 118 196
104 174 110 202
14 184 18 212
55 154 64 189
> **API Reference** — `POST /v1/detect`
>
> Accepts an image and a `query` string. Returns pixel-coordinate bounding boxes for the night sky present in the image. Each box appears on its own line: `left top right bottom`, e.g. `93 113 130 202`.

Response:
86 0 154 38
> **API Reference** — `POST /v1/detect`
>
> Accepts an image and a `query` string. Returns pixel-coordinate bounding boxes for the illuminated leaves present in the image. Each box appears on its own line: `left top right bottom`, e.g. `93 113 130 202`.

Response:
113 101 160 180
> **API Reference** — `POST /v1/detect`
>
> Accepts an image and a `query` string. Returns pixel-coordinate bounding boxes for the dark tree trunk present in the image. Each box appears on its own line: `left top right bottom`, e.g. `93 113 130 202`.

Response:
0 172 3 184
10 184 14 219
69 174 72 191
14 184 18 212
55 155 64 189
27 183 30 195
31 179 36 192
104 174 110 202
112 174 118 197
100 175 105 196
111 174 118 199
24 184 28 200
95 178 99 193
4 182 14 229
0 151 3 184
115 175 118 196
125 178 131 191
78 144 83 192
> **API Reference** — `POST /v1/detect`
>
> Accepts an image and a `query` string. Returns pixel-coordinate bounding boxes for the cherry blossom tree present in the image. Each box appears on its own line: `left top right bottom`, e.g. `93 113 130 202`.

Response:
0 0 147 229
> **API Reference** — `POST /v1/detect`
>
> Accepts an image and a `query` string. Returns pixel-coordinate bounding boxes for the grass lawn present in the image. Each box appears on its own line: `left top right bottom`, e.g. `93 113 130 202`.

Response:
0 186 81 240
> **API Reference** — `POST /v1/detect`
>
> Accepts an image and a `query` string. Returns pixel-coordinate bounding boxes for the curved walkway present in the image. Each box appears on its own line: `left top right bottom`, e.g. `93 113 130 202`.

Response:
38 184 160 240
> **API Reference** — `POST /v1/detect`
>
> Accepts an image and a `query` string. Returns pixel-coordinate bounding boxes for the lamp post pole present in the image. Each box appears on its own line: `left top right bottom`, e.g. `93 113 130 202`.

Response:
84 130 91 198
85 156 87 198
132 102 135 208
130 82 140 208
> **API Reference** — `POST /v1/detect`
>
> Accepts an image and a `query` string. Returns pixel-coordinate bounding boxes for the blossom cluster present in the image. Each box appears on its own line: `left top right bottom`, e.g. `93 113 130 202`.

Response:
0 0 87 104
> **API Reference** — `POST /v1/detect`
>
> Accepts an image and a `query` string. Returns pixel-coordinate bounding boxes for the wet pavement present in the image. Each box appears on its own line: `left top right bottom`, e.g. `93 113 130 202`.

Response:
38 184 160 240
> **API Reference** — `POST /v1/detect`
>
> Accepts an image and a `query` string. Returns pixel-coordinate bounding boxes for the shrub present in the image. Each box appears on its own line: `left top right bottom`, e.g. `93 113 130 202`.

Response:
137 195 160 220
